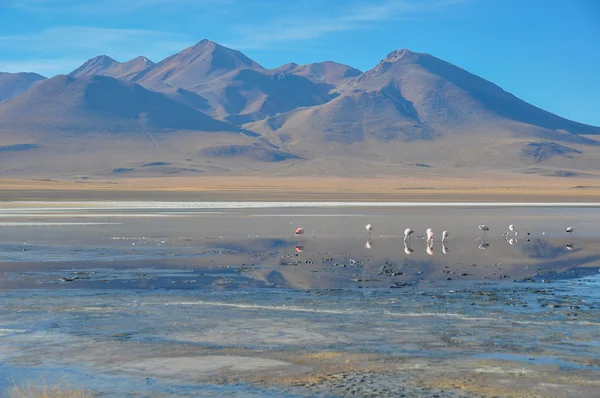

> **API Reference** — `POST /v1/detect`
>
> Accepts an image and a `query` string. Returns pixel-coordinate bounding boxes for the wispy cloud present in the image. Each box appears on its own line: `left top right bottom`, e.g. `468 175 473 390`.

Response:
0 26 193 75
229 0 468 49
0 58 83 76
1 0 469 75
9 0 226 14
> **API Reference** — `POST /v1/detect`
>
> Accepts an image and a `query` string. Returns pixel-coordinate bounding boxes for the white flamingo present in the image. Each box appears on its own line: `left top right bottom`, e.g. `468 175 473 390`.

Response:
441 230 449 242
479 225 489 238
566 226 574 244
365 224 372 235
426 228 434 241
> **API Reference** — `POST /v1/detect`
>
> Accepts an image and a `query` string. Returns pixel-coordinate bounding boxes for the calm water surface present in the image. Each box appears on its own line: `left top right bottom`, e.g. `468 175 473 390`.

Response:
1 204 599 397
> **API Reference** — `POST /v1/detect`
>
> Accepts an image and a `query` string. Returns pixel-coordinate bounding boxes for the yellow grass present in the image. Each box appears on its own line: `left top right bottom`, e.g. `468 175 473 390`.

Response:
1 175 599 202
9 380 93 398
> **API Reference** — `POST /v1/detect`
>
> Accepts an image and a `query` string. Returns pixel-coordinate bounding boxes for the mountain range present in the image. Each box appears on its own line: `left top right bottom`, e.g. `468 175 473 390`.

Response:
1 39 599 179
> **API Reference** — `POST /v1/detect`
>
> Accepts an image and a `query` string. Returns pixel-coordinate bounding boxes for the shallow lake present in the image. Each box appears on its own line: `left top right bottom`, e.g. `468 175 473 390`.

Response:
1 203 599 397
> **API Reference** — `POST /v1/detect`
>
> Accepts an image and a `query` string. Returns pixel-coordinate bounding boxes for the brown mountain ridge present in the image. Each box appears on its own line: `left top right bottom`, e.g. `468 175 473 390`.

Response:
1 40 599 179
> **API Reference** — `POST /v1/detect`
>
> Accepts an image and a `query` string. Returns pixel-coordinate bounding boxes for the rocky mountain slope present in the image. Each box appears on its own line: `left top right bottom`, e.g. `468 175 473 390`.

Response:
1 40 599 178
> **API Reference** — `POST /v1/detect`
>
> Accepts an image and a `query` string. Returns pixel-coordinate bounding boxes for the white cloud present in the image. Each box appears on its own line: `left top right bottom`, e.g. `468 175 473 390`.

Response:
229 0 468 49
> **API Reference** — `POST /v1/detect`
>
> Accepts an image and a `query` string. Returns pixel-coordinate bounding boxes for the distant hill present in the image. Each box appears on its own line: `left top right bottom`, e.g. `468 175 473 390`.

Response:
0 71 46 102
0 74 238 134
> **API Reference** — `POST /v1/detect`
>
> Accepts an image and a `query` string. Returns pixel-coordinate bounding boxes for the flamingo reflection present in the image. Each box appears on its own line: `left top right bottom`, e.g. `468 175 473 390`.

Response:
404 240 414 255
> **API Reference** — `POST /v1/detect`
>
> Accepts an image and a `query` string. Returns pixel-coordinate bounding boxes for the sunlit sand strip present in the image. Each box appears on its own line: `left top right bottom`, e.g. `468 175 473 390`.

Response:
2 201 600 212
0 222 121 226
251 214 366 217
0 213 184 218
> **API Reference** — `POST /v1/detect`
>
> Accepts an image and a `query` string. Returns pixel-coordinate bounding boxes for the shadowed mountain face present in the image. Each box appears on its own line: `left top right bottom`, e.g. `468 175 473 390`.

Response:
274 61 361 85
521 142 582 163
197 69 336 125
249 49 600 149
0 72 46 102
2 42 600 178
0 75 238 133
200 144 302 162
119 40 340 123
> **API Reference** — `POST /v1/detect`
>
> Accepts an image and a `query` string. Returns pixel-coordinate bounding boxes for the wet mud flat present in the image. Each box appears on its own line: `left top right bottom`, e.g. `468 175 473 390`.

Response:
1 203 600 397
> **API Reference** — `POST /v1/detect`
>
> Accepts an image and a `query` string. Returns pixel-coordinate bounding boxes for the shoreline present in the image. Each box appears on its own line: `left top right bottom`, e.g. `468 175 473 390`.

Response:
3 200 600 210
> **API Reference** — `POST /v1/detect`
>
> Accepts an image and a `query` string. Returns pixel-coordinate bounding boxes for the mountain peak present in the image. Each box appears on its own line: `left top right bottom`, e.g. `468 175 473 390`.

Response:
69 55 120 78
0 71 47 102
383 49 417 63
126 56 155 67
86 55 119 66
193 39 223 50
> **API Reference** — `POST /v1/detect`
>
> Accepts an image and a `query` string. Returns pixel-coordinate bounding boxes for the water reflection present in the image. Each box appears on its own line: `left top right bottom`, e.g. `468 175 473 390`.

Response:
1 231 597 291
404 241 414 255
426 245 434 256
442 243 449 254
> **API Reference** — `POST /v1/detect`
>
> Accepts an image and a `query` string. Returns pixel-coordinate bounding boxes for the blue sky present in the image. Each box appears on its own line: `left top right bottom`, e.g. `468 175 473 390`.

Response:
0 0 598 125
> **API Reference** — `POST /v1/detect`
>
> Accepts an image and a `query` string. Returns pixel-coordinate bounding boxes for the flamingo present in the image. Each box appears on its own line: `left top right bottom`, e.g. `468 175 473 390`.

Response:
365 224 372 235
479 225 489 238
426 228 434 241
566 226 574 244
295 228 304 235
404 228 414 242
509 224 517 236
441 230 449 243
365 239 372 249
